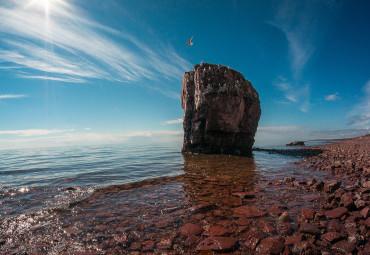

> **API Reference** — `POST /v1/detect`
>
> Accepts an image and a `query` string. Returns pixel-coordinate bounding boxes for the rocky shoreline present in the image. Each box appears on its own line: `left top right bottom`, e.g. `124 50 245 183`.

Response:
0 136 369 254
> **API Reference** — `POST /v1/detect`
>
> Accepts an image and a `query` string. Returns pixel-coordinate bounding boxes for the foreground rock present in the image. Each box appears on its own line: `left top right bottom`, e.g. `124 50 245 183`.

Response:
181 63 261 156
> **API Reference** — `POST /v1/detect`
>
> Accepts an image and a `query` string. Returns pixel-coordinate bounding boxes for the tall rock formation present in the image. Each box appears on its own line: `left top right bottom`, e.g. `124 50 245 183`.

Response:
181 63 261 156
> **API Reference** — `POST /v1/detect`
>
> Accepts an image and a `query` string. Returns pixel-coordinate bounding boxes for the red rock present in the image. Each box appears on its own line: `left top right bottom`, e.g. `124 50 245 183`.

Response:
340 192 354 209
292 241 318 254
196 236 237 251
239 228 265 250
262 221 276 234
310 181 324 191
323 180 341 193
203 226 229 236
188 204 215 213
278 222 293 236
267 205 284 216
301 194 321 201
233 206 267 218
328 219 344 232
325 207 348 219
181 63 261 156
255 236 285 255
157 238 173 249
360 206 369 218
332 240 356 253
142 240 155 251
299 223 320 235
301 209 316 219
285 235 302 245
365 217 370 229
179 223 203 237
321 232 343 243
235 217 252 225
220 196 242 206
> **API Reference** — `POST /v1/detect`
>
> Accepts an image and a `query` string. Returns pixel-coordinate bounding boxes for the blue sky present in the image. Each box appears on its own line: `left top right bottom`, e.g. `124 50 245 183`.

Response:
0 0 369 149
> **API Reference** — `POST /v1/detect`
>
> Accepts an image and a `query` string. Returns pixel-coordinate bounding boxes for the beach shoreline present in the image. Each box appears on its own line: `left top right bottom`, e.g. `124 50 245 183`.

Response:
0 136 369 254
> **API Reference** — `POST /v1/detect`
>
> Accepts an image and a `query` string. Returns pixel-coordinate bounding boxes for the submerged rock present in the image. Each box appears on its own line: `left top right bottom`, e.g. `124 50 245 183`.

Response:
181 63 261 156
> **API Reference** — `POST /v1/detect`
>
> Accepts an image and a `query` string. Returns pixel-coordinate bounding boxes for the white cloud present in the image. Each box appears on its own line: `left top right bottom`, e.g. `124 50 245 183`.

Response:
0 94 27 99
324 92 339 101
0 129 74 137
311 127 369 139
348 80 370 126
274 78 310 111
0 1 191 96
161 118 183 125
257 125 303 132
19 75 86 83
269 0 339 112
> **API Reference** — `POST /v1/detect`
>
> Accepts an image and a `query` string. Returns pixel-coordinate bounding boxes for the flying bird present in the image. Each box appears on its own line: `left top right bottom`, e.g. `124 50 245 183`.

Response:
186 36 193 46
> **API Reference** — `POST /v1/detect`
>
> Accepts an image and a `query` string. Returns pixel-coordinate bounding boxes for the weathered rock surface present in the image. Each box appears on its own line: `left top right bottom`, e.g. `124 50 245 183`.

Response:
181 63 261 156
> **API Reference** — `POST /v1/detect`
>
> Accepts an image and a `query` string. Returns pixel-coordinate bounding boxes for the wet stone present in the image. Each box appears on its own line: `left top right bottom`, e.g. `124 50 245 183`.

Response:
235 217 252 226
179 223 203 237
284 235 302 245
267 205 284 216
233 206 267 218
196 236 237 251
321 232 343 243
299 222 320 235
325 207 348 219
332 240 356 253
203 225 229 236
301 209 316 220
255 236 285 255
142 240 155 251
324 180 341 193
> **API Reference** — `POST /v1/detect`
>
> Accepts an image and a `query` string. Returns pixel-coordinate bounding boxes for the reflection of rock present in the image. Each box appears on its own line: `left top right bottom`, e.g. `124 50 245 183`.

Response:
181 63 261 156
286 141 305 146
180 153 257 207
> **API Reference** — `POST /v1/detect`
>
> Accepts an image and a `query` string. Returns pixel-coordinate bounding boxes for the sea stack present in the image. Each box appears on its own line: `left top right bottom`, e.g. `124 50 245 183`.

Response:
181 63 261 156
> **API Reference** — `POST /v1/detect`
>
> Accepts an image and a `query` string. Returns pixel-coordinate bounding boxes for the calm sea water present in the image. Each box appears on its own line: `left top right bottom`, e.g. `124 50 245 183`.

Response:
0 142 317 219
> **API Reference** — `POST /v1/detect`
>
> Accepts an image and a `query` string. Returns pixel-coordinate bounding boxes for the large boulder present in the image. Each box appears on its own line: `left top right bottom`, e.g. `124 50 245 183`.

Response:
181 63 261 156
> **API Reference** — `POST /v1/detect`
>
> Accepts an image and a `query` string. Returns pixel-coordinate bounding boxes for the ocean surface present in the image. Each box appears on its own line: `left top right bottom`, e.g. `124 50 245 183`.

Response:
0 142 325 219
0 142 330 253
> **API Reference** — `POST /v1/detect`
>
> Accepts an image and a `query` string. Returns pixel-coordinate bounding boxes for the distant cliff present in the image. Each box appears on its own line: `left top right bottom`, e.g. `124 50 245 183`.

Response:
181 63 261 156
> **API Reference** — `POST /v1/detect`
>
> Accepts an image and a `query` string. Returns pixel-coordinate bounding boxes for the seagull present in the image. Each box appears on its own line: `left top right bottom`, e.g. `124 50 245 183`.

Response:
186 36 193 46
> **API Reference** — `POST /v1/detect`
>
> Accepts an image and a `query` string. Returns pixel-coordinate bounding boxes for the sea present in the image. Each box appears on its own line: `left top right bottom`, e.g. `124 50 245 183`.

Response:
0 141 329 253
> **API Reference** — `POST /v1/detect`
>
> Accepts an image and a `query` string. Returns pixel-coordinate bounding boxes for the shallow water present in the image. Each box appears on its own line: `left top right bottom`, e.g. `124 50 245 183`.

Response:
0 143 331 254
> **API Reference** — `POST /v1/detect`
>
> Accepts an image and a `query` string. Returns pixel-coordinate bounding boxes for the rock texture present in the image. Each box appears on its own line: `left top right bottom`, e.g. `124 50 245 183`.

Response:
181 63 261 156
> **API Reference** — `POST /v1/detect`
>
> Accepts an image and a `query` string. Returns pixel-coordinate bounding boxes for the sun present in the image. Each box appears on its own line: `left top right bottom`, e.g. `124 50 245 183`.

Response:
34 0 51 15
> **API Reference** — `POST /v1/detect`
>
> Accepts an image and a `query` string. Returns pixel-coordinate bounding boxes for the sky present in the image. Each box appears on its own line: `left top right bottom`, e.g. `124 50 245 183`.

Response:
0 0 369 149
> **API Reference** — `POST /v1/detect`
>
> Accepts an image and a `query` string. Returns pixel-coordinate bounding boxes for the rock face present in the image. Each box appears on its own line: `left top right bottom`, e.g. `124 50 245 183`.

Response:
181 63 261 156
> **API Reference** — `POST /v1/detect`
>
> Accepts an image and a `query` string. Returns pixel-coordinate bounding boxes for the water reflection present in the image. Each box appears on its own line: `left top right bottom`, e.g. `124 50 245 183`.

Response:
179 153 259 208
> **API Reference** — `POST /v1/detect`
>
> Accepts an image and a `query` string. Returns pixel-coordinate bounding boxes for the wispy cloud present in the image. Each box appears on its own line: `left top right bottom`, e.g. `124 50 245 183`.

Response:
348 80 370 126
161 118 183 125
274 77 310 112
0 129 74 137
324 92 339 101
0 1 191 96
0 94 27 99
269 0 339 112
257 125 303 132
311 127 369 139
